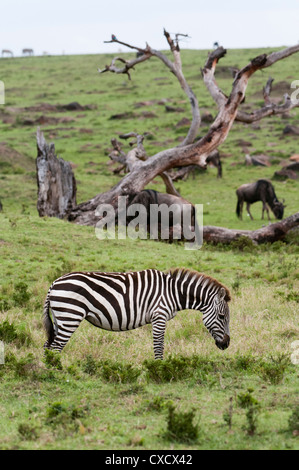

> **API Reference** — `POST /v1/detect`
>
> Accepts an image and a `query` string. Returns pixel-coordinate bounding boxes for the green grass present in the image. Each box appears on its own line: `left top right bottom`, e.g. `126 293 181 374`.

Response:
0 47 299 450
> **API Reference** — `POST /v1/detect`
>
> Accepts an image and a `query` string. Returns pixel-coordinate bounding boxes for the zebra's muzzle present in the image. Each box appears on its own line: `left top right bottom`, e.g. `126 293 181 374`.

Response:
215 334 230 350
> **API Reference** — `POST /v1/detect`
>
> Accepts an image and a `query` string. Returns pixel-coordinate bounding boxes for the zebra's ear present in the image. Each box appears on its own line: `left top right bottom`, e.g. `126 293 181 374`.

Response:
216 287 226 303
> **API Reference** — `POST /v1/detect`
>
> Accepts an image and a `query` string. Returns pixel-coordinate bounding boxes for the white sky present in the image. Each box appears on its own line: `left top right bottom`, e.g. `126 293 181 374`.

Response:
0 0 299 56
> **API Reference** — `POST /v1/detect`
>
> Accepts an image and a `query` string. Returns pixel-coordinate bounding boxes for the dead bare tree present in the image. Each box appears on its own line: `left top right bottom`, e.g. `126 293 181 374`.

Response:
36 30 299 242
64 31 299 226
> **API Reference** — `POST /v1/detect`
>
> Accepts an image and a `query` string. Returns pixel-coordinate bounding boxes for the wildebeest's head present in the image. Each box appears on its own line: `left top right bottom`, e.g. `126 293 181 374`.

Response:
272 200 285 219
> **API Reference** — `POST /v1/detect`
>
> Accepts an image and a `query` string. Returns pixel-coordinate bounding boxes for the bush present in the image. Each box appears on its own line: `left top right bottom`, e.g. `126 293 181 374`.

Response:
0 320 31 347
0 320 18 343
144 355 213 383
144 357 191 383
100 360 141 383
237 388 261 435
258 354 289 385
45 401 90 435
81 354 98 375
233 354 256 372
14 353 37 379
231 236 256 252
144 396 173 413
43 349 63 370
18 422 40 440
164 405 199 443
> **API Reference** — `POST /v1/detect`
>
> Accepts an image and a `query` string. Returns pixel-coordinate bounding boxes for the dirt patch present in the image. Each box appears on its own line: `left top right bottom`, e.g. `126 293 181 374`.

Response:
6 101 96 114
19 115 75 126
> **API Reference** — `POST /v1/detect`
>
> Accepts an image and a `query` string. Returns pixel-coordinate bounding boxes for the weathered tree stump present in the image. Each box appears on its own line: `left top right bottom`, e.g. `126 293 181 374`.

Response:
36 128 77 218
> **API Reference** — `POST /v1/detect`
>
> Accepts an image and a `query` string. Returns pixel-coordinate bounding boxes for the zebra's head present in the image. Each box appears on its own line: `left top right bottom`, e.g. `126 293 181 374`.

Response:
202 287 230 350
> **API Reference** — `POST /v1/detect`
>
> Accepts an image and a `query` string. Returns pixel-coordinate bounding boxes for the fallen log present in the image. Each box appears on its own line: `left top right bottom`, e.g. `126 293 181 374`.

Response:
203 212 299 244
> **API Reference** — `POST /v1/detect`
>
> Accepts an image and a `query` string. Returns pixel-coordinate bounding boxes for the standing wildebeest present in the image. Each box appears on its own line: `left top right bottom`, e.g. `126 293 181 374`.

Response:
22 48 34 56
2 49 13 57
123 189 197 241
236 179 285 220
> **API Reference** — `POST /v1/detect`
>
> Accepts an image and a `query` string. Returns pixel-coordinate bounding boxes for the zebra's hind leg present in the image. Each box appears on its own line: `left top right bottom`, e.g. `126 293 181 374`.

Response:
151 316 166 360
45 312 84 352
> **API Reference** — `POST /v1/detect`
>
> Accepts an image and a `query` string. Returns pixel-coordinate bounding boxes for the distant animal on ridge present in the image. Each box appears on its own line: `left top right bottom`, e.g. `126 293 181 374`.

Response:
236 179 285 220
22 48 34 56
1 49 13 57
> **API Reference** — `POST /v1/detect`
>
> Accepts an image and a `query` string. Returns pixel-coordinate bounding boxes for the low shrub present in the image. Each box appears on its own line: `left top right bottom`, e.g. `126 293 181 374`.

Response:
43 349 63 370
257 354 289 385
231 236 256 252
14 353 37 379
237 388 261 435
45 401 90 435
100 360 141 383
0 320 31 347
144 355 214 383
81 354 98 375
144 356 191 383
164 405 199 443
144 396 173 413
18 422 40 440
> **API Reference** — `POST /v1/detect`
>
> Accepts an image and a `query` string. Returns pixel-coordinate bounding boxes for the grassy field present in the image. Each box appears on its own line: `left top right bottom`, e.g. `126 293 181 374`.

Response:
0 46 298 450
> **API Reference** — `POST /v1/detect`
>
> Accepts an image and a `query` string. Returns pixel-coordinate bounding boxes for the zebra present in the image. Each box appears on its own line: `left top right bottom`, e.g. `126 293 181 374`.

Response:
43 268 231 359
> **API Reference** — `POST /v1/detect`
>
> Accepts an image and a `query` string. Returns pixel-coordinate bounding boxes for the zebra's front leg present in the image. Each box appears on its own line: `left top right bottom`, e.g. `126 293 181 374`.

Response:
151 316 167 360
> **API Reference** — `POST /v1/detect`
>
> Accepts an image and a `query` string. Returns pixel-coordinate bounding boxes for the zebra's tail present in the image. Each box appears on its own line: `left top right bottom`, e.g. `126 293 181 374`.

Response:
43 291 55 349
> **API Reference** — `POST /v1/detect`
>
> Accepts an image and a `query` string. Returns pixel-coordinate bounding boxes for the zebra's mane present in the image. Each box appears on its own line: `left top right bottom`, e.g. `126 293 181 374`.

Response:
167 268 231 302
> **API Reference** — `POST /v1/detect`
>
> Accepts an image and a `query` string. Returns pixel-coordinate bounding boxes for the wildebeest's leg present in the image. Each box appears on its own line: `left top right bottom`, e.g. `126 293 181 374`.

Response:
262 201 270 220
246 203 253 220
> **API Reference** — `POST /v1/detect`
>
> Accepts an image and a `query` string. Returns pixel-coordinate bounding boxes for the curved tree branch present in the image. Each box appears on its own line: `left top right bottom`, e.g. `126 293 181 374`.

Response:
99 30 200 146
203 45 299 123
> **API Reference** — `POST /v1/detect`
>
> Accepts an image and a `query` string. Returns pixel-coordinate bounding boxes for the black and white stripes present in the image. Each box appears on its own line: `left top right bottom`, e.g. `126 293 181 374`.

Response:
43 268 231 359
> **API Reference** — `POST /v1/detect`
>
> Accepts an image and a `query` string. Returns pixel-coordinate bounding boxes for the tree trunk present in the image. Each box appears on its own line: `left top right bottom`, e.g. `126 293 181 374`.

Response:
36 128 77 218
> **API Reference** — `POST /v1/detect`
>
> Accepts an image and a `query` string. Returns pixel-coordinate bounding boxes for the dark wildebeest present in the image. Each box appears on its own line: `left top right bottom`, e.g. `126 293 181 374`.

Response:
22 48 34 56
2 49 13 57
236 179 285 220
206 150 222 178
122 189 198 241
